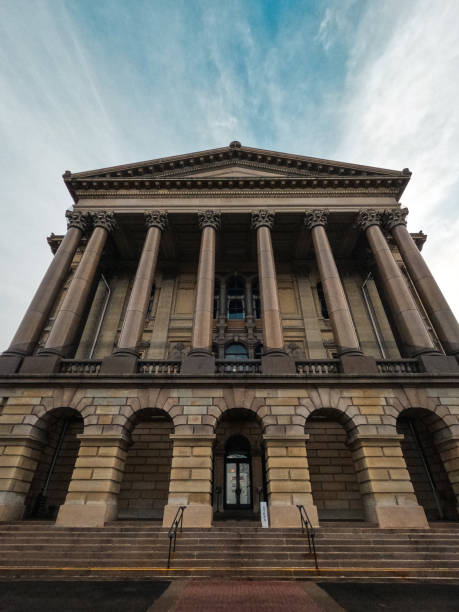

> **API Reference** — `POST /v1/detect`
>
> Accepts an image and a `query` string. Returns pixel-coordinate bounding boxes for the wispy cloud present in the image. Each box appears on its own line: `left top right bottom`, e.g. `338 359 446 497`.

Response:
0 0 458 349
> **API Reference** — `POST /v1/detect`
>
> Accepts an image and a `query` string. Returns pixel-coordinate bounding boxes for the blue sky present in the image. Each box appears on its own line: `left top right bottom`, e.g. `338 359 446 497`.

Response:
1 0 459 350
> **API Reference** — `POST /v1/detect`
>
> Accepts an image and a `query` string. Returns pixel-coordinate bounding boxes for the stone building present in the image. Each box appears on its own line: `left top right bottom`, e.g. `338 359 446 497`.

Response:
0 142 458 531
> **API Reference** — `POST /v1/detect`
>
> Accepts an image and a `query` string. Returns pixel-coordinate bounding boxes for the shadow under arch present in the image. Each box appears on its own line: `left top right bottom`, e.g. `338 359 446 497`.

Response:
118 407 173 520
305 407 365 522
213 408 266 518
397 407 458 521
25 407 84 520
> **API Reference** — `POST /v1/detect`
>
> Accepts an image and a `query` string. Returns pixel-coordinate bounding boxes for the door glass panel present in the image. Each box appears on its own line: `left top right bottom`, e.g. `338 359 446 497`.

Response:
226 462 237 505
238 462 251 505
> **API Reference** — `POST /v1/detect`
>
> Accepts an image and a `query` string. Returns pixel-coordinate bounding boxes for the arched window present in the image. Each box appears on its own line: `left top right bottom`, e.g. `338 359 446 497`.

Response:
225 343 248 360
317 282 329 319
254 343 263 359
252 278 261 319
227 275 245 319
213 279 220 319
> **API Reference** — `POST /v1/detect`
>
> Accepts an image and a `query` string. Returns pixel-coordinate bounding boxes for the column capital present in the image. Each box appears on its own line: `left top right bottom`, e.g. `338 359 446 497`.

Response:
91 211 117 233
144 210 168 231
198 210 221 231
355 208 382 232
251 209 274 230
383 207 409 231
65 210 89 232
304 209 329 230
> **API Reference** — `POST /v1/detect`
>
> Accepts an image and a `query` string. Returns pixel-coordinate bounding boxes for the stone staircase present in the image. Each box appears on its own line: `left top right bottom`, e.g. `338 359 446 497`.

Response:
0 520 458 581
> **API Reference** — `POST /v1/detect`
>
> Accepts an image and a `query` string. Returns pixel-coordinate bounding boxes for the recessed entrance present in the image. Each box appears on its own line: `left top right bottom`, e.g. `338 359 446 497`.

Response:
213 408 265 520
225 435 252 509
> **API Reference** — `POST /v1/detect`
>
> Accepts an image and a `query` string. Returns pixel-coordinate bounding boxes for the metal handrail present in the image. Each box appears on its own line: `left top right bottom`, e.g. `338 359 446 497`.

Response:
296 504 318 569
167 506 186 568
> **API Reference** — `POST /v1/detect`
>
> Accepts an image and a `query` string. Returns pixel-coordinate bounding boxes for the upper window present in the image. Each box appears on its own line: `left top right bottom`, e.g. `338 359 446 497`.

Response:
225 343 248 360
227 275 245 319
252 278 261 319
317 282 329 319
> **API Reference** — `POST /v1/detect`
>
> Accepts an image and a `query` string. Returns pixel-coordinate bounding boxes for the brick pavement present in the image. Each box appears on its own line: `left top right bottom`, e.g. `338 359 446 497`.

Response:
173 580 326 611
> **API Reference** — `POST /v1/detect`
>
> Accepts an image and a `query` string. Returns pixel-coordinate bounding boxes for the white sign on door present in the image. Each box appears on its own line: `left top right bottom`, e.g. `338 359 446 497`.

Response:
260 501 269 528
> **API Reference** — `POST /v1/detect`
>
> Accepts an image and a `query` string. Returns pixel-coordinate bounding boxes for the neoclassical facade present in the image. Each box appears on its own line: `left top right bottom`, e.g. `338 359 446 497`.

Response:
0 142 458 530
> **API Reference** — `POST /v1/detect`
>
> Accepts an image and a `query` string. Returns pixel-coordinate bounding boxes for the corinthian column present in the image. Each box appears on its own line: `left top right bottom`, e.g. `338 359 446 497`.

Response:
354 210 458 373
0 211 88 373
251 210 295 374
305 209 360 354
385 208 459 357
41 211 117 359
181 210 220 375
117 211 168 354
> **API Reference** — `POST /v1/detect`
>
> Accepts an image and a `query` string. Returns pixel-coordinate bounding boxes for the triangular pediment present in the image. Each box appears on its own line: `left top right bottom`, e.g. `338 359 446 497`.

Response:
64 142 411 201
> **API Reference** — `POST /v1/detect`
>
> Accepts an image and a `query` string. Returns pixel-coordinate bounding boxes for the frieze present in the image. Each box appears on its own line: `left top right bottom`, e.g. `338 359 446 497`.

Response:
251 209 275 230
91 211 117 233
355 209 382 232
304 209 329 229
65 210 89 232
145 210 168 231
198 210 221 231
383 207 409 231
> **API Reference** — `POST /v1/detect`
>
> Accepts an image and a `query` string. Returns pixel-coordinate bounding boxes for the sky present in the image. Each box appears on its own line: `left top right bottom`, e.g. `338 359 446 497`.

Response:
0 0 458 351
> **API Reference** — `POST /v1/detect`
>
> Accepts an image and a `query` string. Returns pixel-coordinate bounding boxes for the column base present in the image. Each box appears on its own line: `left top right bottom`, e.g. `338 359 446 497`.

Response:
99 353 138 375
365 504 429 529
418 353 459 374
0 354 23 374
340 353 378 374
162 504 213 528
268 503 319 528
56 503 117 528
20 354 61 374
262 350 296 375
181 352 215 376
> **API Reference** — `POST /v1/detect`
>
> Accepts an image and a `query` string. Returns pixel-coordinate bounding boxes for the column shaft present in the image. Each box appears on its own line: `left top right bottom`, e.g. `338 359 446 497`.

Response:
357 211 436 356
256 225 284 350
311 224 360 354
117 225 162 354
391 222 459 355
4 212 86 357
191 226 217 352
43 212 115 357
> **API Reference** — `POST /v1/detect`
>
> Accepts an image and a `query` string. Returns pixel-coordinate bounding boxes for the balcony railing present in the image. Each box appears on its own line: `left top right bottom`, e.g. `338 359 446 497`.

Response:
59 359 102 375
137 360 181 375
296 360 340 375
376 359 423 374
46 357 429 377
215 359 262 374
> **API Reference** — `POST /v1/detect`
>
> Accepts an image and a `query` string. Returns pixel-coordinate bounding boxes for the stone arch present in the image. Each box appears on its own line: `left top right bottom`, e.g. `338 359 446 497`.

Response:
118 407 174 520
397 407 458 520
305 407 365 522
25 407 84 520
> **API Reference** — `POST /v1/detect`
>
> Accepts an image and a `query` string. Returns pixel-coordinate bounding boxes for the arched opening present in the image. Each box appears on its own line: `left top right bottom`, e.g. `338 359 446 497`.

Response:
397 408 457 521
213 408 265 520
227 275 245 319
25 408 83 520
254 342 263 359
305 409 365 521
213 278 220 319
225 343 248 360
118 408 173 520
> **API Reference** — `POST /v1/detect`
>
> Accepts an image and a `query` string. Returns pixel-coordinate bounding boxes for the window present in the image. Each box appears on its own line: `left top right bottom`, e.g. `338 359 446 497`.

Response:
317 282 329 319
254 343 263 359
213 279 220 319
227 275 245 319
252 278 261 319
225 343 248 360
146 284 156 318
